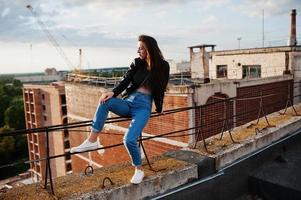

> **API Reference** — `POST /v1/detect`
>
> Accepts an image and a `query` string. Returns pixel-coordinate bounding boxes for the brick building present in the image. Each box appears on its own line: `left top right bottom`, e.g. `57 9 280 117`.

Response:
65 83 192 173
23 82 71 181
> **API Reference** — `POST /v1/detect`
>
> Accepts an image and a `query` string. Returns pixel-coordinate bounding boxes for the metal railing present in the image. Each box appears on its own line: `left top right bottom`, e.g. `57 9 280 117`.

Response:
0 79 300 195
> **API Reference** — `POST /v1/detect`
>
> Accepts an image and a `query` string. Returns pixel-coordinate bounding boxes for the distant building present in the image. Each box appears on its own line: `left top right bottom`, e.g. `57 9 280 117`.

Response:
15 68 65 84
209 46 301 80
167 59 190 74
189 45 215 79
167 59 177 74
44 68 58 76
23 82 71 181
177 60 190 73
189 9 300 82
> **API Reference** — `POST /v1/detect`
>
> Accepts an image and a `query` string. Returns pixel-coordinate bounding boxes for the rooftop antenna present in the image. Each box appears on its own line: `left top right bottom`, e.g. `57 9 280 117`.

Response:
79 49 82 70
237 37 242 49
262 9 265 47
30 43 33 68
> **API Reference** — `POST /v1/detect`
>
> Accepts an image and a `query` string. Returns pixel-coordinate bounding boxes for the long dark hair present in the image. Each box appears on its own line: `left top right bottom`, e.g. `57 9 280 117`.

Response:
138 35 168 93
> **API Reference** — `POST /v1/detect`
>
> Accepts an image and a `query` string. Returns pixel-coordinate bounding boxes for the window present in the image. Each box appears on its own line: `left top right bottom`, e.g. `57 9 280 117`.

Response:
66 163 72 172
60 95 66 104
29 94 33 102
31 114 36 123
36 164 41 173
64 140 70 149
41 94 45 100
43 115 47 121
62 106 67 115
65 154 71 160
64 130 69 138
216 65 227 78
42 105 46 111
63 118 68 124
242 65 261 79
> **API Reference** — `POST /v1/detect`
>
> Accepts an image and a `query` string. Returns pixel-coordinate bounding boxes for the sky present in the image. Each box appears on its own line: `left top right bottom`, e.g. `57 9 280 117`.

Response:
0 0 300 74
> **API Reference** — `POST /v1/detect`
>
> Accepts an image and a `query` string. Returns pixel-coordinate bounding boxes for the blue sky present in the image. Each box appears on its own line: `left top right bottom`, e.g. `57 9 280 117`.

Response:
0 0 300 74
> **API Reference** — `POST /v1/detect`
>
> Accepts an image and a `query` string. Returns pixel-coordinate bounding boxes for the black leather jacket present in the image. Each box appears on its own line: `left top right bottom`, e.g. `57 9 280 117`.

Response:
112 57 170 113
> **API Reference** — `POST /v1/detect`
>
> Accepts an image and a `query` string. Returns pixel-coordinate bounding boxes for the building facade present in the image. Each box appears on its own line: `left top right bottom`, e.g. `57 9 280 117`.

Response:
209 46 301 80
23 82 71 181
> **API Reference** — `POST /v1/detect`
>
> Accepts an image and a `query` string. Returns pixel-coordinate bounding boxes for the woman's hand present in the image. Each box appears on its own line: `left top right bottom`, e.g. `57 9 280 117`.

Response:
99 91 114 104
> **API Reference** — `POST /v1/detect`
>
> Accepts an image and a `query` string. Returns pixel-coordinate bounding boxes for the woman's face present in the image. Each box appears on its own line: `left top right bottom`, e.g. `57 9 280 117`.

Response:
137 41 147 60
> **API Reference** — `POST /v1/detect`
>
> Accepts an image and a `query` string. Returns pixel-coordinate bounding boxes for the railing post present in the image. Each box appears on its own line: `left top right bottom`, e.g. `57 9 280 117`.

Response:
194 106 209 152
139 134 155 171
280 82 300 116
220 98 235 143
43 127 54 195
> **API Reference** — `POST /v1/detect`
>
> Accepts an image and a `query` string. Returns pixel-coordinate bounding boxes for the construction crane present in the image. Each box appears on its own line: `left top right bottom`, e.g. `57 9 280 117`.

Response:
26 5 80 73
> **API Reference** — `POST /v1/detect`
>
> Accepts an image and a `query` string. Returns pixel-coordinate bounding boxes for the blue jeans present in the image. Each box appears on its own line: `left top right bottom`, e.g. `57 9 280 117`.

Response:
91 91 152 166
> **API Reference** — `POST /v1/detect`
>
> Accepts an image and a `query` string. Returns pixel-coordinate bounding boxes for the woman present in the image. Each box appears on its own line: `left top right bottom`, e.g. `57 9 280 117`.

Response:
71 35 170 184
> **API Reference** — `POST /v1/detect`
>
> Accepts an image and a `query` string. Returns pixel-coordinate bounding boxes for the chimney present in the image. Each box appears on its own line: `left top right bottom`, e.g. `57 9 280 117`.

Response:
288 9 297 46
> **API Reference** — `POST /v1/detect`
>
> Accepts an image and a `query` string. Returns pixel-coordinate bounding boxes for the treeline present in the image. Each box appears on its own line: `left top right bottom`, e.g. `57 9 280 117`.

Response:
0 78 28 180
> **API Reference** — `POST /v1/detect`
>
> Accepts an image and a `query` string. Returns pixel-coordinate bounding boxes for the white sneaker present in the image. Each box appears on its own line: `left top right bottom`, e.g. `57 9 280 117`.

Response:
70 139 99 153
97 139 105 154
130 169 144 184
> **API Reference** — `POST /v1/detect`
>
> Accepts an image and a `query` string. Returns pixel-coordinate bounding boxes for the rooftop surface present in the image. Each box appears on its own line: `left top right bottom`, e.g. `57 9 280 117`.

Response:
1 104 301 200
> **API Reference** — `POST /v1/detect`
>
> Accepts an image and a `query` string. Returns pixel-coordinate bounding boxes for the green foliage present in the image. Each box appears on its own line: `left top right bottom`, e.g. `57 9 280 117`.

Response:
0 136 15 153
0 126 15 164
0 79 28 179
0 79 24 126
0 125 13 132
14 135 28 158
4 97 25 130
12 79 22 87
0 90 10 127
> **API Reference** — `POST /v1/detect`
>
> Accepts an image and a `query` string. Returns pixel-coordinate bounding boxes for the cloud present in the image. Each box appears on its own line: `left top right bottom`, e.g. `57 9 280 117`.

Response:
202 15 219 24
0 0 297 51
1 8 10 17
232 0 299 18
0 1 230 44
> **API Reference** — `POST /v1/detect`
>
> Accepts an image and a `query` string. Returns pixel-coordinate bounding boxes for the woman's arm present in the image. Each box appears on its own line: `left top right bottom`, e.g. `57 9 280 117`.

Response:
112 60 137 97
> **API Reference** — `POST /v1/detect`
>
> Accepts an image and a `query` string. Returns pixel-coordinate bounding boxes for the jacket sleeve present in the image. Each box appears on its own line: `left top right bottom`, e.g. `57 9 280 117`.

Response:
155 62 170 113
163 62 170 91
112 60 137 97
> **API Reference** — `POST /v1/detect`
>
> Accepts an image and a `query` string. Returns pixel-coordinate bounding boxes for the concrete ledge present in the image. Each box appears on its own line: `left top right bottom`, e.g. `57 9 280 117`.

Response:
72 164 198 200
213 115 301 170
0 157 198 200
164 150 215 179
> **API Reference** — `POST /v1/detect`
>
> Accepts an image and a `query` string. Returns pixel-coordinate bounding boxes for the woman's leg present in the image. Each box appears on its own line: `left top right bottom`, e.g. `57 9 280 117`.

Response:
71 97 130 153
89 97 131 141
123 108 151 166
123 108 151 183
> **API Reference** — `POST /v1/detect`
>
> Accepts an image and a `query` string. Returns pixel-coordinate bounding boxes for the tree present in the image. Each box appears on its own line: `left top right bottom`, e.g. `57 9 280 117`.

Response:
0 126 29 180
0 79 23 127
4 97 25 130
0 89 10 127
0 126 15 165
0 79 28 179
12 79 22 87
